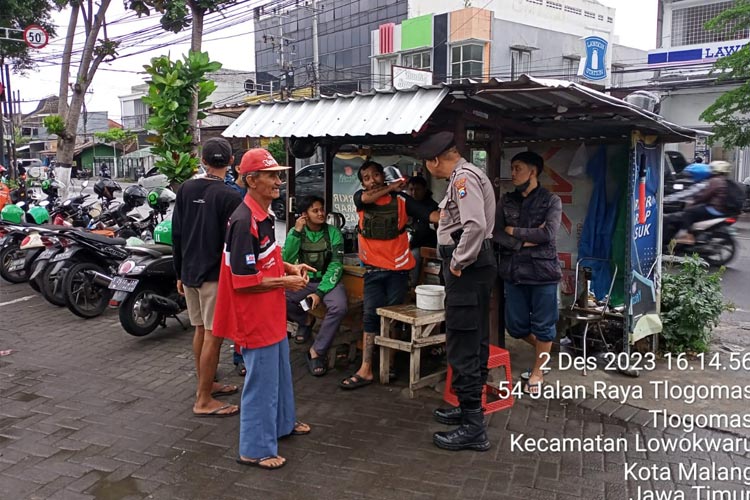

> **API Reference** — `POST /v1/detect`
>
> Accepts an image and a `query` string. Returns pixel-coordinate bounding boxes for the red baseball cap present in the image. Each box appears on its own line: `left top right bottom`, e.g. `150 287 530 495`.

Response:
238 148 291 174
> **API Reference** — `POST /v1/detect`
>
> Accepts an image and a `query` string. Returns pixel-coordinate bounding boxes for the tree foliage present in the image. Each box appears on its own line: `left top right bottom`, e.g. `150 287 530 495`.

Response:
700 0 750 147
267 139 286 166
142 51 221 184
94 127 136 146
0 0 61 71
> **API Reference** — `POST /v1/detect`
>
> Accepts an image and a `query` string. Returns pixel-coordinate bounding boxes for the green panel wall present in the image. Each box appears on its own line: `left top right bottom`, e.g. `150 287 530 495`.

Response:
401 15 432 50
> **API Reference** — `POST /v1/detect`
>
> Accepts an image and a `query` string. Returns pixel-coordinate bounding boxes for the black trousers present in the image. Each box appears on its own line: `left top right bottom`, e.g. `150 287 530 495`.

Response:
442 251 496 408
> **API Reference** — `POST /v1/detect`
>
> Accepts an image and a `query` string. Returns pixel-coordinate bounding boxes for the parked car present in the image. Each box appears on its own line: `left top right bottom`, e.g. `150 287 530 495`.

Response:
274 163 325 220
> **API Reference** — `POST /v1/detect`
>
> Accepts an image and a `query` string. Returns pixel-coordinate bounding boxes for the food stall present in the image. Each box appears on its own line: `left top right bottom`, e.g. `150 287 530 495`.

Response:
221 75 706 358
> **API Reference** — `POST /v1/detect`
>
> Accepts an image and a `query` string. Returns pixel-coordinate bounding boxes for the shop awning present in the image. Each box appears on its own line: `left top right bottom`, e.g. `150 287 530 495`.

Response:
222 87 450 139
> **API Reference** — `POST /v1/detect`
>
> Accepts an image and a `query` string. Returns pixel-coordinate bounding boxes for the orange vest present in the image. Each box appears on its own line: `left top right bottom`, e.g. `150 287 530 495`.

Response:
0 183 9 212
357 193 414 271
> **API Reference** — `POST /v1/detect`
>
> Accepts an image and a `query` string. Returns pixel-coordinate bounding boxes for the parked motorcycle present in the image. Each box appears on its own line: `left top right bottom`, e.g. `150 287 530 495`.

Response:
106 219 186 336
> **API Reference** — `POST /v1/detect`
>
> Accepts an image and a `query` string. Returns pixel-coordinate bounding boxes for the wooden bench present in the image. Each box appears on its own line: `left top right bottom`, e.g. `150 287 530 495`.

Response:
374 247 447 398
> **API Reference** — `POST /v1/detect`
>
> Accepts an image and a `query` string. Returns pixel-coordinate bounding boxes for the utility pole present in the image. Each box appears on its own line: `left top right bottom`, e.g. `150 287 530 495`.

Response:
312 0 320 97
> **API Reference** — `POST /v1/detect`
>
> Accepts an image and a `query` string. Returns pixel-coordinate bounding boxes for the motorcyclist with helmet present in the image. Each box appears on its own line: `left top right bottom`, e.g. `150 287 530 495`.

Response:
663 160 733 245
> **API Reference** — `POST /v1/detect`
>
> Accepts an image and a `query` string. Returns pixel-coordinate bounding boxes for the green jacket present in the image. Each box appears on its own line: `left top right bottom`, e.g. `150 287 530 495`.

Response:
283 224 344 297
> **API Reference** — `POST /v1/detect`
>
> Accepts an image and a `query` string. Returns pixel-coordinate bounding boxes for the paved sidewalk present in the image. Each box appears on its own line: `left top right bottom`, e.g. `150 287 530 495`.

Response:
2 282 750 500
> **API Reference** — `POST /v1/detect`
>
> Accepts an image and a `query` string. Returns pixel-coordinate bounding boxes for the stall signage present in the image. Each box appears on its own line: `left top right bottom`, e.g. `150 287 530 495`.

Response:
581 36 608 81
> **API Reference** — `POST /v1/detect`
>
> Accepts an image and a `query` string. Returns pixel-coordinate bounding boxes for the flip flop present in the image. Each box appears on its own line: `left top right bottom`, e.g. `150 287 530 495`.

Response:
291 421 311 435
520 368 551 381
193 403 239 418
522 381 544 396
236 456 286 470
306 352 327 377
211 384 239 397
339 373 372 390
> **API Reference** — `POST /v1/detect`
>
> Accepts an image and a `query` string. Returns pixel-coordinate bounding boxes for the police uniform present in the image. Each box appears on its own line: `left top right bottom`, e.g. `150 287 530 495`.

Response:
416 132 496 451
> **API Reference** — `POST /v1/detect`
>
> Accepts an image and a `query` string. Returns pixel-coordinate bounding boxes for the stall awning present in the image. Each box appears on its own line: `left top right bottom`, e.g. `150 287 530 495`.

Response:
220 76 706 143
222 87 450 139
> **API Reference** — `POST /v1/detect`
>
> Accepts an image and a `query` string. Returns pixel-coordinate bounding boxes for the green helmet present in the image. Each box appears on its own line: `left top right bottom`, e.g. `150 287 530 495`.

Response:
153 219 172 246
27 206 50 224
1 204 24 224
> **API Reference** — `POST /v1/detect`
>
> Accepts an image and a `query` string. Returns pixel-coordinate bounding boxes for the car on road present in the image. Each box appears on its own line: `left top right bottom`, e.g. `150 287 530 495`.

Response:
274 163 325 220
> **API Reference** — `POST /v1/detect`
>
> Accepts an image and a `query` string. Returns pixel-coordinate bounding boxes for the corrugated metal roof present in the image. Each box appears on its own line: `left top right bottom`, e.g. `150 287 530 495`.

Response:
221 76 705 142
222 87 449 139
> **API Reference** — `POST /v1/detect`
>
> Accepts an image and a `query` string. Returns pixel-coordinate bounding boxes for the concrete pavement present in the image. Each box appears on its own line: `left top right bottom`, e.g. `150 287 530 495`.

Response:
2 276 750 499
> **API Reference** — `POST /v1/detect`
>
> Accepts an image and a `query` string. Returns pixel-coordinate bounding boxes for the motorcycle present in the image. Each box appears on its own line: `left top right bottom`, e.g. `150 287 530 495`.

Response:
743 177 750 213
53 229 129 318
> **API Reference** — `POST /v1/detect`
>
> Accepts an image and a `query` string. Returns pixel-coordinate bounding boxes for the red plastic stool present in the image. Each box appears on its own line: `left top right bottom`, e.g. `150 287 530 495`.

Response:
443 345 515 414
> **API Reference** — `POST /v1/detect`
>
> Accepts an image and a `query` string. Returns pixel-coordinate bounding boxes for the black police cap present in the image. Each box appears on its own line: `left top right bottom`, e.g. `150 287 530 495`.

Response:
415 131 455 160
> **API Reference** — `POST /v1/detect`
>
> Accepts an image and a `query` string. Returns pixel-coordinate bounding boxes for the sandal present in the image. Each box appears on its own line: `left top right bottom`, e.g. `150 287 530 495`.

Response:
211 384 239 397
193 403 239 418
236 456 286 470
520 368 551 381
522 381 544 396
294 321 313 344
235 362 247 377
306 352 327 377
291 421 311 435
339 373 373 390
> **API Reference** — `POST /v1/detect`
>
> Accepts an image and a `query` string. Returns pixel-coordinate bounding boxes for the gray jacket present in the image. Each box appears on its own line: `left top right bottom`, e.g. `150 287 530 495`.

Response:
493 186 562 285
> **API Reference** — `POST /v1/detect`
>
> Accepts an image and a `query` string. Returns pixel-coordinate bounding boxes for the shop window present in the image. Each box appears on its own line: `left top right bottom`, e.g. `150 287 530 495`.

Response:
510 49 531 80
671 1 749 46
563 57 580 82
402 50 432 71
451 44 484 82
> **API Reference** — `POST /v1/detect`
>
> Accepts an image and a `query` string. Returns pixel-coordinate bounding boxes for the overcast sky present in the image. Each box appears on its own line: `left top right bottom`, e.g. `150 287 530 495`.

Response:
11 0 657 121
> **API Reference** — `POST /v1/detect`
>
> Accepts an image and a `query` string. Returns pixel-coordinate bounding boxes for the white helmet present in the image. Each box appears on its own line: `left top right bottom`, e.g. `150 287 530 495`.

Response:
709 160 732 175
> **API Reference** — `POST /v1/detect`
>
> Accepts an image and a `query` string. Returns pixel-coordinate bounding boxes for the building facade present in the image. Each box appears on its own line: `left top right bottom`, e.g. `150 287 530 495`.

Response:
649 0 749 179
370 4 646 90
253 0 408 94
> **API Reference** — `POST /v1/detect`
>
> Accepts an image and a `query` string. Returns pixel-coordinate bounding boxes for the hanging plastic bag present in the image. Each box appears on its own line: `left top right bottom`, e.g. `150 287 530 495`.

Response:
567 142 588 177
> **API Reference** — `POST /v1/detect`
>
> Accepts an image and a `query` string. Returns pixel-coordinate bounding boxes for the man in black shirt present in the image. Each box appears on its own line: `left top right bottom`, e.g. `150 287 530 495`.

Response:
173 137 243 417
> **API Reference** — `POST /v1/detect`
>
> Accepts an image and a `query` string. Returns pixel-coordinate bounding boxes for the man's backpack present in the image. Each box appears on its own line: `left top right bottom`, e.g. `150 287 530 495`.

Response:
724 179 747 214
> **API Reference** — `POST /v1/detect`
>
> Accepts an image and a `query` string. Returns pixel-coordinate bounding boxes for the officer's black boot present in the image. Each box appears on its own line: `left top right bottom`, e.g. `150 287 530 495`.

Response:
433 406 462 425
432 407 490 451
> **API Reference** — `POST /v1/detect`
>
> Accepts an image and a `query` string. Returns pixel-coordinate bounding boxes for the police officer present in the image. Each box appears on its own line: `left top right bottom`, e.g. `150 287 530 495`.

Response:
415 131 497 452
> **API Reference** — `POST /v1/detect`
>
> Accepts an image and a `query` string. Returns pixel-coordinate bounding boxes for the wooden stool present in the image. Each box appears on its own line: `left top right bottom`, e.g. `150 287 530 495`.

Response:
443 345 514 414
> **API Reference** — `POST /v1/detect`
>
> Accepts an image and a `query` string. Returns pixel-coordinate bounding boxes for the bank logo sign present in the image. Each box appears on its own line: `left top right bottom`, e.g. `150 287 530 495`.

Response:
582 36 608 81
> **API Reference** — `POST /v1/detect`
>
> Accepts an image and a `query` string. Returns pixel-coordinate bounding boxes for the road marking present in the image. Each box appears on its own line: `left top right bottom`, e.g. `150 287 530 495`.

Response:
0 295 34 307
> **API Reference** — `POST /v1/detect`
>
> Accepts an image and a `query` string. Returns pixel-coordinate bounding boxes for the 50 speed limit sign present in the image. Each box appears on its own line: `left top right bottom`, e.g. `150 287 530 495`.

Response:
23 25 49 50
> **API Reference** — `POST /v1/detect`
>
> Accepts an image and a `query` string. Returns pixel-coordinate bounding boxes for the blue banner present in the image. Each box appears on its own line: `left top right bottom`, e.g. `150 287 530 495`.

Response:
583 36 608 81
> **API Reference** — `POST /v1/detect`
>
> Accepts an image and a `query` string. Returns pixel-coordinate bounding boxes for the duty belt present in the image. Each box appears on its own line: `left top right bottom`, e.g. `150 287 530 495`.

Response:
438 239 493 259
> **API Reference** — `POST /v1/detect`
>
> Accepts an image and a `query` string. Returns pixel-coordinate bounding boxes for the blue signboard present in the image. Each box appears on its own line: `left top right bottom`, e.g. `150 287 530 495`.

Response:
583 36 608 81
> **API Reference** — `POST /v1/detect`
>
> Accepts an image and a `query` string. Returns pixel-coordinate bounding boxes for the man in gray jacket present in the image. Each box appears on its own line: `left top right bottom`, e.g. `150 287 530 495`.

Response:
493 151 562 396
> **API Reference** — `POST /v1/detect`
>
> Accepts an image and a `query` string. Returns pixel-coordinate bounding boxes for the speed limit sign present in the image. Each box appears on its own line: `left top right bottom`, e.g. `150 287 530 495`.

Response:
23 25 49 50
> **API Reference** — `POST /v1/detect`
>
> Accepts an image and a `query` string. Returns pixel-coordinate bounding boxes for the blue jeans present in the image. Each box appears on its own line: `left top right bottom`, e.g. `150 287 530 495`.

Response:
363 270 409 333
239 338 296 459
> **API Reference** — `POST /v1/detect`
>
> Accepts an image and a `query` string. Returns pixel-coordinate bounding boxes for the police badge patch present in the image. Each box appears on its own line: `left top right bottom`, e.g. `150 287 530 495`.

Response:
454 178 467 199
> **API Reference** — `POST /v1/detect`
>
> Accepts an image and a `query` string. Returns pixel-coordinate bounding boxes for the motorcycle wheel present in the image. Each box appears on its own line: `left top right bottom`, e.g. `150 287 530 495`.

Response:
28 271 41 292
62 262 112 319
703 231 736 267
40 262 68 307
118 286 165 337
0 245 29 284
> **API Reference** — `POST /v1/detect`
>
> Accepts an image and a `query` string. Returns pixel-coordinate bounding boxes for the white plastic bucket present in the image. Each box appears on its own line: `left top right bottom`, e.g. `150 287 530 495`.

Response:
415 285 445 311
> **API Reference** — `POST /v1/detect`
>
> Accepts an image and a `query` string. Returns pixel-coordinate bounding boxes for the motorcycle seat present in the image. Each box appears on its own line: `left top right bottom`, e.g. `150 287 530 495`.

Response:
126 244 173 256
691 218 728 231
73 231 127 246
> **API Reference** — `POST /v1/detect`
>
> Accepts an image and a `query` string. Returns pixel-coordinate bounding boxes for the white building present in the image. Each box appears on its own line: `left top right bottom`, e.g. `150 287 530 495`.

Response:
649 0 750 179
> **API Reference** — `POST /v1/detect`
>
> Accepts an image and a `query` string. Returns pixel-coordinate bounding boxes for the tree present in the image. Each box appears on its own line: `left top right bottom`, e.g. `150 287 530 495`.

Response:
48 0 118 198
126 0 235 155
94 127 137 148
700 0 750 147
267 139 286 166
0 0 60 72
142 51 221 185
